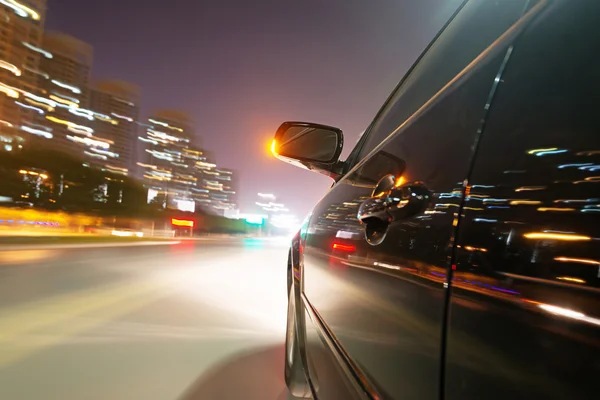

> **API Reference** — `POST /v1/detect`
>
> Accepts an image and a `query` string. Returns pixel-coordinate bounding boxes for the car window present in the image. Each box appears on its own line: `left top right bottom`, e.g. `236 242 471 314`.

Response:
353 0 532 164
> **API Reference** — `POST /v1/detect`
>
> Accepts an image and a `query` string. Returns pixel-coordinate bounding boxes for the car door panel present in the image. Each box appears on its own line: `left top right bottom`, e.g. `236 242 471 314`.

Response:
446 1 600 399
301 38 516 400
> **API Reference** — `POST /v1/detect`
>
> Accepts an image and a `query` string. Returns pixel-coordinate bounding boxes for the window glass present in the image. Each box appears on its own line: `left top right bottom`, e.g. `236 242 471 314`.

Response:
356 0 531 162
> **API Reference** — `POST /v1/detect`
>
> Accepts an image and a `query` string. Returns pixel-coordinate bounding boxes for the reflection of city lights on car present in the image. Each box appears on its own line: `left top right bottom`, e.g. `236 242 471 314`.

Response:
332 243 356 252
554 256 599 265
526 147 568 156
394 175 405 187
556 276 586 284
536 302 600 327
523 232 591 241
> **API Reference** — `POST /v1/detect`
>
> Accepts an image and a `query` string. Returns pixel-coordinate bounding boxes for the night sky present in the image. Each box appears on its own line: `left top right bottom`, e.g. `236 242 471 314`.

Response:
45 0 461 217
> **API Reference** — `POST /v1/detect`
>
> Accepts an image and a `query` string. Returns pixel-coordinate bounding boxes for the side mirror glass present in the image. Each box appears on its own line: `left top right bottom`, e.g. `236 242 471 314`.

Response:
273 122 343 165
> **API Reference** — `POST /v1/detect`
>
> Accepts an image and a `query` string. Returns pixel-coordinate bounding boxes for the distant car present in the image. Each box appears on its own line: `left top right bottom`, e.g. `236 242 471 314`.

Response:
273 1 600 399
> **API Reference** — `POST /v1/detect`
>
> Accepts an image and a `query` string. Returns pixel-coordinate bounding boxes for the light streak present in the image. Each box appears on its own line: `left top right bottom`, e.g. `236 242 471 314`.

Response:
50 79 81 94
24 93 56 107
171 218 194 228
22 66 49 79
46 116 93 135
21 126 52 139
111 112 133 122
149 118 183 132
527 147 558 155
84 151 107 160
89 148 118 158
0 60 21 76
556 276 586 284
537 207 575 212
49 94 79 108
22 42 52 58
66 135 110 149
0 82 19 98
1 0 40 19
523 232 591 241
15 101 43 114
24 98 54 111
554 256 599 266
69 108 94 120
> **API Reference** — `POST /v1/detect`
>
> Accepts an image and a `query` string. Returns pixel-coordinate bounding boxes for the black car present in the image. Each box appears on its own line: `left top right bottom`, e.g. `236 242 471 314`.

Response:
272 1 600 399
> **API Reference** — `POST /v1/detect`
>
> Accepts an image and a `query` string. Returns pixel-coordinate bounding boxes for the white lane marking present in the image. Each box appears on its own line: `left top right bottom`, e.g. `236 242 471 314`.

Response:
1 320 275 345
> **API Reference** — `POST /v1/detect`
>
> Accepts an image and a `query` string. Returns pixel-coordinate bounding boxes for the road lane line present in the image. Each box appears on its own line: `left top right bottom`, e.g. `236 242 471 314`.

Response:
0 279 163 339
0 283 178 367
0 273 188 366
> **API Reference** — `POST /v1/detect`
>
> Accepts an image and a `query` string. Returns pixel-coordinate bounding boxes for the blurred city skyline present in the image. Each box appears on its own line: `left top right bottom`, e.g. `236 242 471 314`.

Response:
4 0 462 216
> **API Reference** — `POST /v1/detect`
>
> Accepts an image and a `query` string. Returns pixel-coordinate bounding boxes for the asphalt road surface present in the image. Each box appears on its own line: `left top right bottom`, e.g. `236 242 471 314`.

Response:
0 237 295 400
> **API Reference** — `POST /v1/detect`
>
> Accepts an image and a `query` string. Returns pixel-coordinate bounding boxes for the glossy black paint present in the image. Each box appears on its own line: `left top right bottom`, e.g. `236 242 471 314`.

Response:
446 2 600 399
278 1 600 399
301 43 513 398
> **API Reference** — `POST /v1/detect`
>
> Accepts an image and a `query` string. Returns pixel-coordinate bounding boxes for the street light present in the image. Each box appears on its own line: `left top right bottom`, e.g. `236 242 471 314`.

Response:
258 193 276 200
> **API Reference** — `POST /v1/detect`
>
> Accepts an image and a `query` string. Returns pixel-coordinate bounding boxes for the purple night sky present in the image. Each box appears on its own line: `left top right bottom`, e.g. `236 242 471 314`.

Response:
45 0 460 217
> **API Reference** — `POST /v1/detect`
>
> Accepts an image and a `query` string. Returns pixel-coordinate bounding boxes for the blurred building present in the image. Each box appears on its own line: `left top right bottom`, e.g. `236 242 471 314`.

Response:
0 0 47 150
139 110 239 214
139 110 197 211
90 79 140 175
32 31 98 154
210 167 238 215
14 32 135 175
192 157 238 215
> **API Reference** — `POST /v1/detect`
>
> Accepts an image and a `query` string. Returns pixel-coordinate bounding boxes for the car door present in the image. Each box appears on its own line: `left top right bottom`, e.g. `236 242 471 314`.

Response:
299 1 542 399
446 1 600 399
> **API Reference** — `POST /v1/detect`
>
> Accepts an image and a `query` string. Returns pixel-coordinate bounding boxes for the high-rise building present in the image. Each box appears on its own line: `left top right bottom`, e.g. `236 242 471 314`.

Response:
0 0 47 151
212 167 238 213
138 111 239 214
34 31 96 154
90 80 140 175
41 32 92 97
195 163 238 215
139 110 197 211
23 32 130 174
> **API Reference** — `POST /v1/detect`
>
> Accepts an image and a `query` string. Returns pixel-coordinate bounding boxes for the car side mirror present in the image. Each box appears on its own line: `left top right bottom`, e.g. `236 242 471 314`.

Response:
272 121 344 179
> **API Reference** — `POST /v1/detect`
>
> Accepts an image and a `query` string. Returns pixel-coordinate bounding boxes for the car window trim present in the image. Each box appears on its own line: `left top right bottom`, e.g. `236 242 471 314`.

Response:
340 0 547 185
344 0 470 171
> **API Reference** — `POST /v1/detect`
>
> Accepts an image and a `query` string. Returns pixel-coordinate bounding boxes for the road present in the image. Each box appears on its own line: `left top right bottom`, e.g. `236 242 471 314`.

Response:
0 237 294 400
